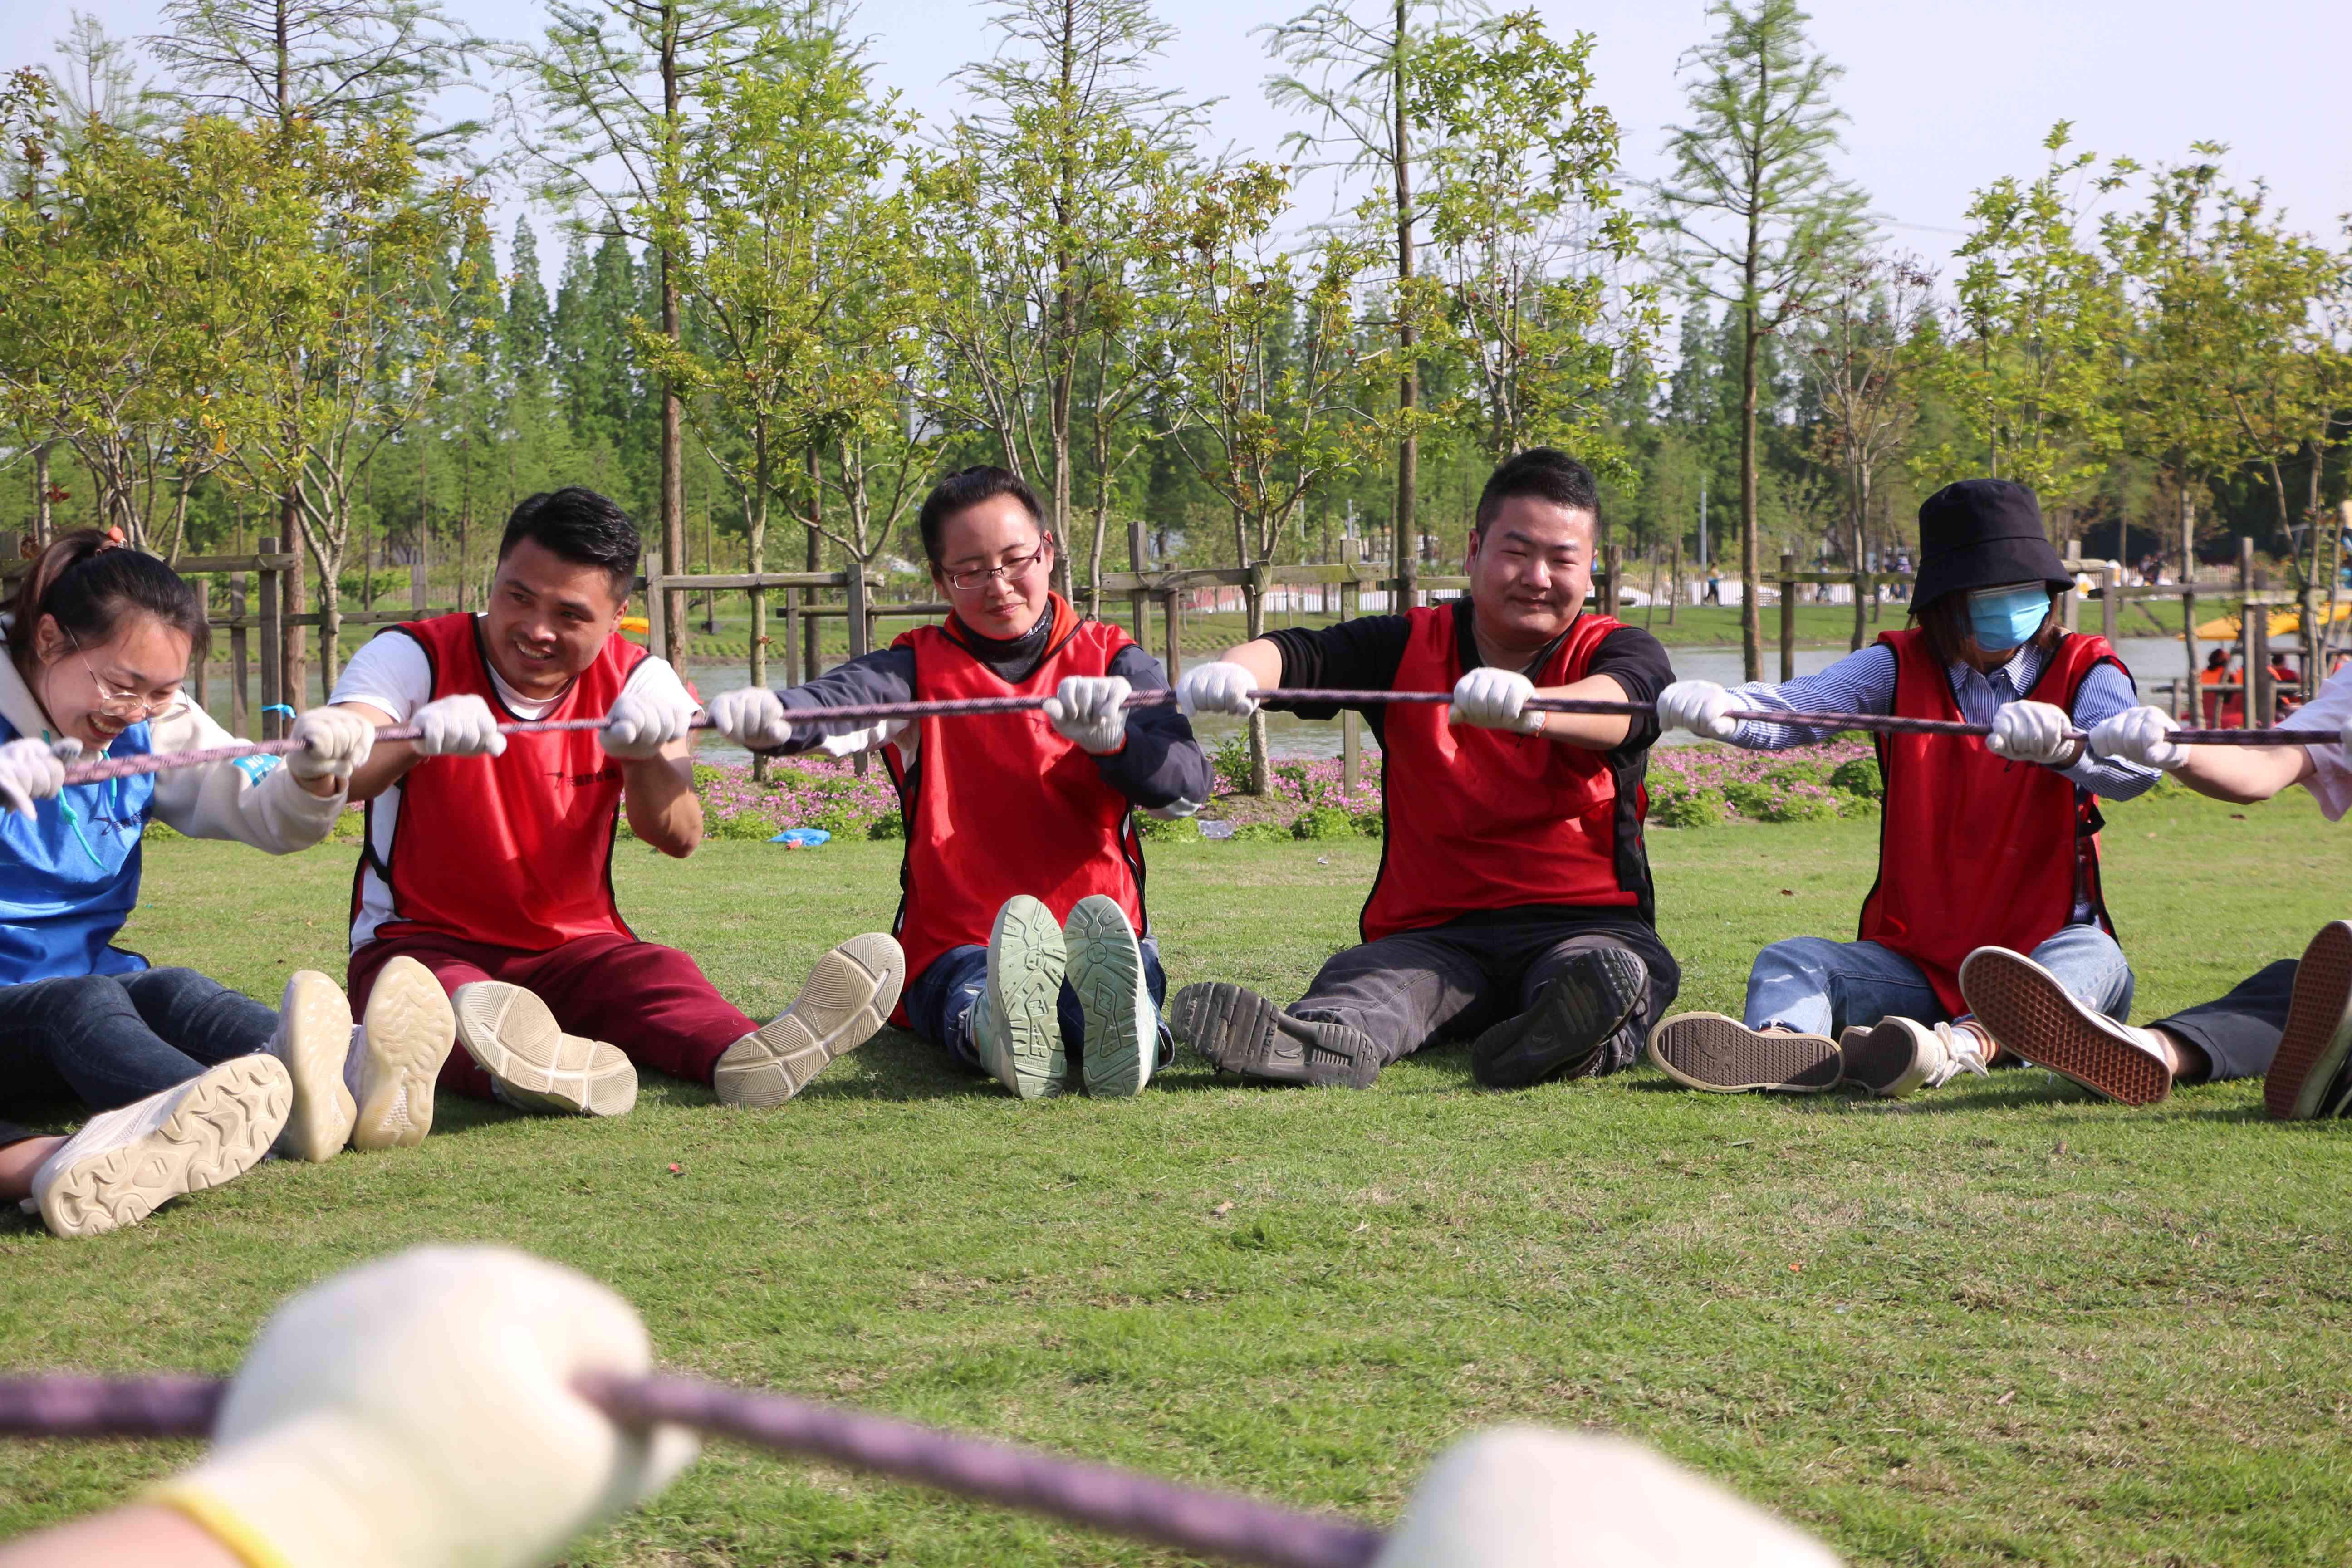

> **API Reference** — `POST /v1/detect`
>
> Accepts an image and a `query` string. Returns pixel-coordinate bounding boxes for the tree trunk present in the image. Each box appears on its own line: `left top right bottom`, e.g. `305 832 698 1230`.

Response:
1392 0 1418 616
1738 302 1762 681
804 444 823 681
657 0 688 675
1849 466 1868 653
280 491 306 712
30 444 51 546
1245 568 1269 796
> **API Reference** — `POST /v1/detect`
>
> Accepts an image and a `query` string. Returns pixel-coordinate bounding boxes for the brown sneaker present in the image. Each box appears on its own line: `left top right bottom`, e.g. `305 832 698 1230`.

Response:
1957 946 2170 1107
1646 1012 1840 1093
2265 921 2352 1121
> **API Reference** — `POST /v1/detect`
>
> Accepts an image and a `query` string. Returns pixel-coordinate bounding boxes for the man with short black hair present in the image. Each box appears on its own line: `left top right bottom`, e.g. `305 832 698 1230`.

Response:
1169 447 1680 1090
328 487 903 1128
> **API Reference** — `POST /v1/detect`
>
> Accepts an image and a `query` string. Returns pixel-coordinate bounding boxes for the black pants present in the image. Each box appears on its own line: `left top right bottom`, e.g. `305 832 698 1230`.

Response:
2153 961 2298 1083
0 965 280 1147
1287 911 1680 1074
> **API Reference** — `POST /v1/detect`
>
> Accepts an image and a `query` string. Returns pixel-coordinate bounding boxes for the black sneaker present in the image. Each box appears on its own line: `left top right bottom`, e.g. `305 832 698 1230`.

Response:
1471 948 1648 1089
1167 982 1382 1088
1646 1012 1842 1093
2266 921 2352 1121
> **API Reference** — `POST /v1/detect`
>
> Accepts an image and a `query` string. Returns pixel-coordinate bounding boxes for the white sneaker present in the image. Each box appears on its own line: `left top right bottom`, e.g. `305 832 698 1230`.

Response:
1838 1016 1990 1098
1958 946 2172 1106
352 956 459 1149
1064 896 1154 1097
973 895 1068 1100
715 933 905 1108
269 970 355 1161
454 981 637 1117
33 1055 291 1238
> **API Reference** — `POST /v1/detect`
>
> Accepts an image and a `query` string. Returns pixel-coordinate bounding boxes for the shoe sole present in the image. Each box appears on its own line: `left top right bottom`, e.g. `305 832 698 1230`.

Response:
989 897 1068 1100
353 957 458 1149
40 1056 291 1239
274 970 355 1161
1471 949 1646 1088
2266 921 2352 1121
1958 948 2170 1107
455 982 637 1117
1647 1013 1841 1093
1168 981 1293 1080
1065 897 1151 1098
717 933 906 1108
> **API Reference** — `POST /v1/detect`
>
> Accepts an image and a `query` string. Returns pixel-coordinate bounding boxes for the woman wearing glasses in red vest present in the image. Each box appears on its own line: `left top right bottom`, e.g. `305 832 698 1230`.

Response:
708 467 1213 1101
1646 480 2168 1105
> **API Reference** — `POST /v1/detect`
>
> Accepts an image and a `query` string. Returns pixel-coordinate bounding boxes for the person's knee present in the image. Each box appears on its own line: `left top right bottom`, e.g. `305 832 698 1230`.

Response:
1749 937 1836 991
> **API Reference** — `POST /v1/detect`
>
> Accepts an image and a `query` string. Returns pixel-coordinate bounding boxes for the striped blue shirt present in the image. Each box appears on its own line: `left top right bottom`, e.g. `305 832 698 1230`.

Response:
1728 641 2158 801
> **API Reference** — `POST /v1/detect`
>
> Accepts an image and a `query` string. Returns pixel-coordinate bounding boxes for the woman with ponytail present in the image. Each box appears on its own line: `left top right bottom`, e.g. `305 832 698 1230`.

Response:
0 531 448 1239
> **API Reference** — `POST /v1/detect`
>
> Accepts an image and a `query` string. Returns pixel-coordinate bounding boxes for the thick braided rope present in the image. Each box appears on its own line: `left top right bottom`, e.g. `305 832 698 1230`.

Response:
0 1373 1382 1568
56 689 2336 787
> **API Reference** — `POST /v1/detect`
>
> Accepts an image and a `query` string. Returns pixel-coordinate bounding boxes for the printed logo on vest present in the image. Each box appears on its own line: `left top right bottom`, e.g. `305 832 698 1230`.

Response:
233 754 283 784
549 764 625 789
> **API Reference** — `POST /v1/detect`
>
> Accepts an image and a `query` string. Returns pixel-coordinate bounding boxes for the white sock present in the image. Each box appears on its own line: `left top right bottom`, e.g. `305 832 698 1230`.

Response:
343 1026 368 1097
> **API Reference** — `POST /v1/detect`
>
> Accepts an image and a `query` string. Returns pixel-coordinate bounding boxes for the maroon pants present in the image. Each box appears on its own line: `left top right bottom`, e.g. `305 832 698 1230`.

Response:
347 929 757 1102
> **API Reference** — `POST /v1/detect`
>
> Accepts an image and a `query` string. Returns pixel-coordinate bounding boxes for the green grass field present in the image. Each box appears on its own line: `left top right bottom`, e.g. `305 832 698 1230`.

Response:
3 787 2349 1565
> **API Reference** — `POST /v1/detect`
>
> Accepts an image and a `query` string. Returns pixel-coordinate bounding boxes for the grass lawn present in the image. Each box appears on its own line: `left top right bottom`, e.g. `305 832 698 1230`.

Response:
2 785 2349 1565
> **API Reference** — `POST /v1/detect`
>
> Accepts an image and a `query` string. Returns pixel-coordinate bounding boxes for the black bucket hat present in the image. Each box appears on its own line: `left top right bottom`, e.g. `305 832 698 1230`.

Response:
1911 479 2071 607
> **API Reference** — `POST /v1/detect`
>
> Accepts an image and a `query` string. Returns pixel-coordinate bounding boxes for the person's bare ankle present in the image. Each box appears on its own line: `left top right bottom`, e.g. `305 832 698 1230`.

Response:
2149 1026 2208 1083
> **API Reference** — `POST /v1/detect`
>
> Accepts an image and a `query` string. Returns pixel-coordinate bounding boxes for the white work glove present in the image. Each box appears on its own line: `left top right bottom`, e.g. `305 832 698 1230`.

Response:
286 707 375 783
410 694 507 758
0 736 73 818
1175 660 1259 719
1449 668 1544 734
1986 699 2076 766
601 683 700 761
707 686 793 751
1656 679 1740 741
2088 705 2186 771
1042 675 1132 754
150 1245 698 1568
1374 1426 1839 1568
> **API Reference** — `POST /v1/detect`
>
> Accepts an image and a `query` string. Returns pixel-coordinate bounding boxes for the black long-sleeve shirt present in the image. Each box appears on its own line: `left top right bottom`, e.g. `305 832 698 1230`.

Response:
771 625 1211 817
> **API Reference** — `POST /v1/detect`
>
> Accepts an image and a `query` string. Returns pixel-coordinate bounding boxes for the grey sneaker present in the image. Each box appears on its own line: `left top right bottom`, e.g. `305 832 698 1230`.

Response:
1064 896 1153 1098
1646 1013 1841 1093
2264 921 2352 1121
454 981 637 1117
973 895 1068 1099
1166 982 1382 1088
1838 1016 1991 1098
715 933 906 1107
34 1055 291 1238
269 970 356 1161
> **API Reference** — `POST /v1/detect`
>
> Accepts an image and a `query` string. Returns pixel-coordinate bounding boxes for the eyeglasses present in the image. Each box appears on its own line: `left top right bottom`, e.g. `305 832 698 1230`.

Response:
69 636 181 721
943 544 1052 594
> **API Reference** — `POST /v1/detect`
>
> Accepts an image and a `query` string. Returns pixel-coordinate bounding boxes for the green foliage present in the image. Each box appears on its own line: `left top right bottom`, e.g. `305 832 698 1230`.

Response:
1351 809 1384 839
711 810 783 842
1289 805 1358 840
1209 735 1255 795
1136 813 1199 843
1649 784 1726 829
1827 756 1882 797
1763 760 1829 788
1229 822 1290 843
867 812 904 840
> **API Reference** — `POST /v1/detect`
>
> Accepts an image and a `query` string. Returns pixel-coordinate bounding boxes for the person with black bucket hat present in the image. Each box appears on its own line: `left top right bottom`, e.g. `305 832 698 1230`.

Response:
1641 479 2169 1104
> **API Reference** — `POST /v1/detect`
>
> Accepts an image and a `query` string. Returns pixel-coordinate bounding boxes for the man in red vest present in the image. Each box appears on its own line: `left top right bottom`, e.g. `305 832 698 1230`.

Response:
1168 447 1679 1089
328 488 902 1132
1647 479 2161 1103
706 466 1210 1101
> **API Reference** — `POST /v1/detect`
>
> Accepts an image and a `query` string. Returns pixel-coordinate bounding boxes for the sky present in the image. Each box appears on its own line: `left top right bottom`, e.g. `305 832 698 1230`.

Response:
16 0 2352 280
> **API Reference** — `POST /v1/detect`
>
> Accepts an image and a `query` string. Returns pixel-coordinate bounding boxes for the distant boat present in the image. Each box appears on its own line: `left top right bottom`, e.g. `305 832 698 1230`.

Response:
2189 602 2352 640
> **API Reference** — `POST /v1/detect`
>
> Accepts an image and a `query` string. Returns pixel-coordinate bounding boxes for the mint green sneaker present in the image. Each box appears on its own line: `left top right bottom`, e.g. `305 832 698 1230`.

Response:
1065 895 1154 1097
974 895 1068 1099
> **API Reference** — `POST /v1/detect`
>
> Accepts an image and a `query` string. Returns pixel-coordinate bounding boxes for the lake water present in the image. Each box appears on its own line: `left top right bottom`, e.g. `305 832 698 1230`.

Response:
182 632 2213 765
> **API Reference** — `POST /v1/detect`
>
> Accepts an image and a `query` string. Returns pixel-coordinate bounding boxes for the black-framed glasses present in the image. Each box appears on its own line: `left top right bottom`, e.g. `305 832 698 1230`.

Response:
943 544 1053 593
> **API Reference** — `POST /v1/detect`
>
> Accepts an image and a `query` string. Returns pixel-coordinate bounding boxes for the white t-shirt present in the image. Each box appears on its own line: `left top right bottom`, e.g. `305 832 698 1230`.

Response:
2282 664 2352 822
331 617 696 947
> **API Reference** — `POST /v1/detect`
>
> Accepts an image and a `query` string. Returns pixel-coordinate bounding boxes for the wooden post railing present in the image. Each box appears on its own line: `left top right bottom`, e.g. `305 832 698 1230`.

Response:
1778 552 1797 683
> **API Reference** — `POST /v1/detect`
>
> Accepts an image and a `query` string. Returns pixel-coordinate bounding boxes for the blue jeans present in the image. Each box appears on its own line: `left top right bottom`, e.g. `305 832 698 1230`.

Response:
0 965 281 1117
1744 924 2135 1037
905 941 1174 1075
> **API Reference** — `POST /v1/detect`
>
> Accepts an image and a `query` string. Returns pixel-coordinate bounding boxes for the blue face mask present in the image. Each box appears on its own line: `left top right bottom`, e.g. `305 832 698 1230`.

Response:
1966 586 2051 652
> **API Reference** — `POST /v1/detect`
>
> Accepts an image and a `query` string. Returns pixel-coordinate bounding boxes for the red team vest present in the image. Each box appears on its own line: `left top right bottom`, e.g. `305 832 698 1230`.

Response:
884 596 1148 996
1359 607 1647 943
354 614 644 953
1857 627 2122 1014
